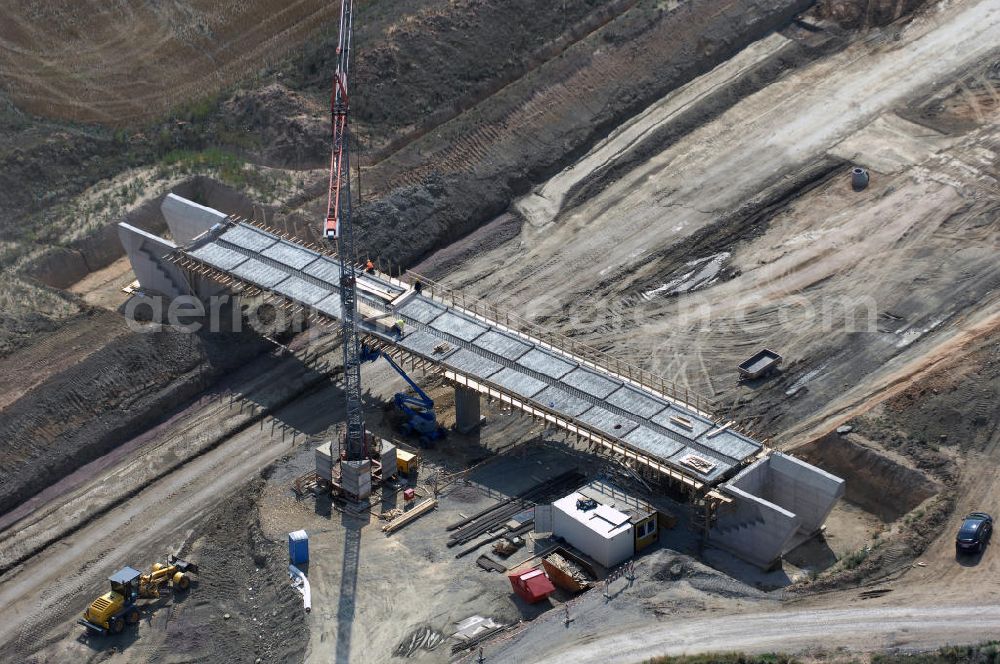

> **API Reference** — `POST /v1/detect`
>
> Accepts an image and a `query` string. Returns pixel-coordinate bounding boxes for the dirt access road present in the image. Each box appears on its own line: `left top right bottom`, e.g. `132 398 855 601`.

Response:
485 602 1000 663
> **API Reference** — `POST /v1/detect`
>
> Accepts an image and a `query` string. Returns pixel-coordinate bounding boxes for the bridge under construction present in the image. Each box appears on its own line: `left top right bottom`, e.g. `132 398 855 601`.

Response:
118 193 844 569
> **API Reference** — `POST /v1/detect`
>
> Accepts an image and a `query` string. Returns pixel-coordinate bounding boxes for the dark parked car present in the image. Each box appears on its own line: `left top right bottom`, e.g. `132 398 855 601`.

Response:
956 512 993 555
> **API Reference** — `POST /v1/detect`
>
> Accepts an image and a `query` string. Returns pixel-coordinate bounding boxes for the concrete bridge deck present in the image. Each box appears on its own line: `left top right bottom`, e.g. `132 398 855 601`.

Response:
118 193 845 569
158 200 766 494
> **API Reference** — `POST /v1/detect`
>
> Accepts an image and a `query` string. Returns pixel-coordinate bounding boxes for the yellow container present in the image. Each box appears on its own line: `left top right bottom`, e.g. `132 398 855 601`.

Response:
396 450 419 475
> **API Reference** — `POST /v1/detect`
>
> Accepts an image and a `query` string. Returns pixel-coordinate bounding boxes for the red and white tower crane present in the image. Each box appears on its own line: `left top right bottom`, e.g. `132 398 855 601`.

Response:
324 0 367 468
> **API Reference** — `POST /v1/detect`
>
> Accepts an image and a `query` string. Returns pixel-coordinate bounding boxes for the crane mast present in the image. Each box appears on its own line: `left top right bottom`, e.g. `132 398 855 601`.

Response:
324 0 366 461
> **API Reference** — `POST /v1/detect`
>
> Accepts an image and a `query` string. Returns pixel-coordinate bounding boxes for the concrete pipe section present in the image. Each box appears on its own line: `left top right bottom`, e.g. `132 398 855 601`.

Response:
851 166 870 191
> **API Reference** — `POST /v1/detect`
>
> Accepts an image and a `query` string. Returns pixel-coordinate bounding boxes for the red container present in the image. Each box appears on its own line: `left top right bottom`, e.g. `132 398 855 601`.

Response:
508 567 556 604
403 488 416 501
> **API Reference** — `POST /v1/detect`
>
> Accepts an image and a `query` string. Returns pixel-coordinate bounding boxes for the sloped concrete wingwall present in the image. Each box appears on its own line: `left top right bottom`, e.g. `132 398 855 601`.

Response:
711 452 845 569
161 192 228 246
117 222 186 298
120 193 237 303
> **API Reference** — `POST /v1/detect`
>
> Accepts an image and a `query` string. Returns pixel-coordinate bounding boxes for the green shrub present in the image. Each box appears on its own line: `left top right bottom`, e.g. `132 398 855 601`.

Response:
161 148 249 187
645 654 799 664
841 547 869 570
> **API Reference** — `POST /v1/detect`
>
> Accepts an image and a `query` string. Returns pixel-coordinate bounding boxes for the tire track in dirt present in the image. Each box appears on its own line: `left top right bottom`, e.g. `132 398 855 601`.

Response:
0 310 126 410
382 0 761 195
0 371 348 659
0 338 341 577
784 301 1000 446
0 0 342 123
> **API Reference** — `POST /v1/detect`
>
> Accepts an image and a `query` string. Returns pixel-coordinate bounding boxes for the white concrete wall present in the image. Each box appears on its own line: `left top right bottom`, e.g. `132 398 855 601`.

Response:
379 442 397 478
733 458 766 496
711 482 800 569
316 442 334 481
119 221 226 302
161 193 228 246
767 452 845 534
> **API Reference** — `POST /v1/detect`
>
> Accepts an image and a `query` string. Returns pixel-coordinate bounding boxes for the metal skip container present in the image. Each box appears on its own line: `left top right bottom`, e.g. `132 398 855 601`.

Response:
288 530 309 565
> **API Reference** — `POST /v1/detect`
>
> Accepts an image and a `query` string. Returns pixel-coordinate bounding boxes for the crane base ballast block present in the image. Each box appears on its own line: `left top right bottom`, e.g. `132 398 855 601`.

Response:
341 459 372 501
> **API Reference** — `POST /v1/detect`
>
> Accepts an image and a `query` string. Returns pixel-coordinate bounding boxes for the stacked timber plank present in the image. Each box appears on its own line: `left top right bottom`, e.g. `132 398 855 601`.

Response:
383 499 437 533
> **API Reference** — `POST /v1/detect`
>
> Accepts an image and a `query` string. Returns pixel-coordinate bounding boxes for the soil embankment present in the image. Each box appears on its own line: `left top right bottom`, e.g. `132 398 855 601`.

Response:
286 0 818 270
795 433 939 522
28 176 256 289
0 322 269 518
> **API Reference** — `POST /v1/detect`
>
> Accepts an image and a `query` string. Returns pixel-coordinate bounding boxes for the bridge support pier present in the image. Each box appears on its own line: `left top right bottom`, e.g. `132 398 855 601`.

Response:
454 386 482 434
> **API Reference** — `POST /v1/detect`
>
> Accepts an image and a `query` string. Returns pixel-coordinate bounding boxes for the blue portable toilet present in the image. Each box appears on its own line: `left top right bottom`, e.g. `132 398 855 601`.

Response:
288 530 309 565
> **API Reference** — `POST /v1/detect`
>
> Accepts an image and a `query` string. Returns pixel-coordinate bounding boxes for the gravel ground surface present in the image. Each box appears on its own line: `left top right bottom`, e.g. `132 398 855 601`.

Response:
1 0 998 662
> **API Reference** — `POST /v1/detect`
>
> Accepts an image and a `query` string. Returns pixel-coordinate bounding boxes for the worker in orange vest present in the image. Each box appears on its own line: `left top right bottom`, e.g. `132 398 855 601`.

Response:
365 259 375 273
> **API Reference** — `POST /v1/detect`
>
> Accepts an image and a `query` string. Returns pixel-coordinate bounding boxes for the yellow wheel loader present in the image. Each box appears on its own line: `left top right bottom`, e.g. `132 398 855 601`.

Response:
79 554 198 635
